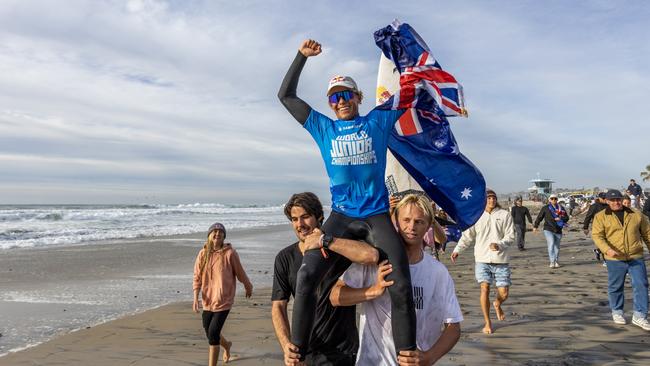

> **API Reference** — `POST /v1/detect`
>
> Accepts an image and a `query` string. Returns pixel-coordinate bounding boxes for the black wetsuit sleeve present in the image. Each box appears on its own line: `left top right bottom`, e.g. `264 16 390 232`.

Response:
277 51 313 125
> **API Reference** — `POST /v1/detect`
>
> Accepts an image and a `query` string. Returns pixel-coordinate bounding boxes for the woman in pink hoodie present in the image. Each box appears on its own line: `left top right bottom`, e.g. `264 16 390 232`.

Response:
193 222 253 365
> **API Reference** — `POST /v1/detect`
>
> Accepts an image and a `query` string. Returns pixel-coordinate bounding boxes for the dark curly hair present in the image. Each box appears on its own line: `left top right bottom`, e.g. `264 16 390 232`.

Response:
284 192 324 225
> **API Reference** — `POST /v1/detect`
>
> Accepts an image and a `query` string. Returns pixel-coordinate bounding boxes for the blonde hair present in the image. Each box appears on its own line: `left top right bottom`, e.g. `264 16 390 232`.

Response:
199 230 218 277
394 194 434 226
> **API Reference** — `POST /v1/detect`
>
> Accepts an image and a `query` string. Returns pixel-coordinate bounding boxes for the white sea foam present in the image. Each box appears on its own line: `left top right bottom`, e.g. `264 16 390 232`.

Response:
0 203 286 249
1 292 104 306
0 342 42 358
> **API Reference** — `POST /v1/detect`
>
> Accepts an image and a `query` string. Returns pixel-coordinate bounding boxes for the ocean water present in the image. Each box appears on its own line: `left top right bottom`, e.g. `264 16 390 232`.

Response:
0 203 299 356
0 203 287 250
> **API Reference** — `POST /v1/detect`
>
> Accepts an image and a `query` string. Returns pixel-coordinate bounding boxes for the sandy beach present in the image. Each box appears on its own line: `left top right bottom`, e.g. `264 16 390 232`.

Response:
3 214 650 365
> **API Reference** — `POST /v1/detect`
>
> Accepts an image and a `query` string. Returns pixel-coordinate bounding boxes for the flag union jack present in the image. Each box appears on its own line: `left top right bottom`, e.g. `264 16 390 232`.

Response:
379 23 467 120
395 108 422 136
374 21 486 230
399 54 467 117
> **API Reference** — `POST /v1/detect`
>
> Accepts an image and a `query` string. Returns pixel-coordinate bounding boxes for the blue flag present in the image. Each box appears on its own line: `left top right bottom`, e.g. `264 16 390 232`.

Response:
374 22 486 230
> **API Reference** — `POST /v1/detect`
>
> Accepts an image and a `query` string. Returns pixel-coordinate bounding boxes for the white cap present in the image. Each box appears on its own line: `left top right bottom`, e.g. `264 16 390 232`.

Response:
327 75 358 96
549 194 558 199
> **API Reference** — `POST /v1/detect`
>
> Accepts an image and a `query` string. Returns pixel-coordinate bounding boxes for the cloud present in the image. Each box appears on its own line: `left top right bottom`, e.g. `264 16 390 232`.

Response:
0 0 648 203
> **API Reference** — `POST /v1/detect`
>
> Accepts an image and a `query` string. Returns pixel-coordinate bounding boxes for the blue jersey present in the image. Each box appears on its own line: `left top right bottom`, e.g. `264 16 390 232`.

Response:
304 108 403 218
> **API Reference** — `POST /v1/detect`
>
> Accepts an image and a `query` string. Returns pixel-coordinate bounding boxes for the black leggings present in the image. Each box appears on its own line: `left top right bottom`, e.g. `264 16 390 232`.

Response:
291 211 416 358
202 309 230 346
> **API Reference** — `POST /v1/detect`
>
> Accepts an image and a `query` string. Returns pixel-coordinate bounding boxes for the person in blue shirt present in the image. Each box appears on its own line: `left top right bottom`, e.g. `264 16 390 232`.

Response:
278 39 416 363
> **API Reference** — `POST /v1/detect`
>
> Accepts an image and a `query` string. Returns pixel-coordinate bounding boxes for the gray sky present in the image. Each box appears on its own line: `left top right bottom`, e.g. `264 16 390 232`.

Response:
1 0 648 204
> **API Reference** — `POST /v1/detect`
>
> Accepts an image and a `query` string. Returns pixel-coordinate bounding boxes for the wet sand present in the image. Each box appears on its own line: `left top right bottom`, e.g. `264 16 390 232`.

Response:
3 218 650 365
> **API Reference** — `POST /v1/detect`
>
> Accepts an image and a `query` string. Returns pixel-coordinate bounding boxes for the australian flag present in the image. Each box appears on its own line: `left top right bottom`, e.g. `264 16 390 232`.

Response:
374 21 486 230
444 225 463 243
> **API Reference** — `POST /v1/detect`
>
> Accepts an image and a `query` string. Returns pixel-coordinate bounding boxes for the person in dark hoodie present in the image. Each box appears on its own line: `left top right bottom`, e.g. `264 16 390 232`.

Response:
533 194 569 268
584 192 609 264
628 179 643 208
510 196 532 251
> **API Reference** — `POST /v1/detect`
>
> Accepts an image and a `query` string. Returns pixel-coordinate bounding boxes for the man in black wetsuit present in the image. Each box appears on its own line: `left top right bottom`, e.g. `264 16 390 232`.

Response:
277 39 416 361
271 192 378 365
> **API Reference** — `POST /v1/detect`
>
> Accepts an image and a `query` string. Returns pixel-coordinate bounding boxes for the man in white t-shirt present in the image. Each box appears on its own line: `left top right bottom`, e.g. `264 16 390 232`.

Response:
330 194 463 365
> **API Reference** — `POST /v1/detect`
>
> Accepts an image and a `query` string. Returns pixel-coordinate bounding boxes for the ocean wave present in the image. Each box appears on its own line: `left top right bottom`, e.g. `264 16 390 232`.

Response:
0 203 287 250
1 204 285 223
0 219 285 250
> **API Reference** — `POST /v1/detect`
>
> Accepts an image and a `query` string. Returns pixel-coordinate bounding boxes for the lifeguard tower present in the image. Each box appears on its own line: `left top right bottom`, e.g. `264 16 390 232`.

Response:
528 173 554 200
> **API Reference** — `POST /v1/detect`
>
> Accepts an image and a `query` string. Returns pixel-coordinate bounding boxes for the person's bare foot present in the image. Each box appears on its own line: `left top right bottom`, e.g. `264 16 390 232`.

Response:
482 324 493 334
222 340 232 363
493 300 506 321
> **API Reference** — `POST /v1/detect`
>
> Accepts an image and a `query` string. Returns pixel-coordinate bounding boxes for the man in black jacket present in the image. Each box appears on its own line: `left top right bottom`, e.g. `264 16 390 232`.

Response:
511 196 532 251
583 193 608 235
583 192 608 264
533 194 570 268
628 179 643 208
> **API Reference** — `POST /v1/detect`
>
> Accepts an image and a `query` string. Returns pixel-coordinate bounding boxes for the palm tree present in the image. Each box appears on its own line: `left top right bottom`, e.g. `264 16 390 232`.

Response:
641 164 650 182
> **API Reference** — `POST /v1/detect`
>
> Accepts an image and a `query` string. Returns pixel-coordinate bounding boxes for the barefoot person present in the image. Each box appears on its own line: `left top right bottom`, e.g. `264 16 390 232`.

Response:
331 194 462 365
193 223 253 366
278 39 416 360
451 189 514 334
592 189 650 330
272 192 379 365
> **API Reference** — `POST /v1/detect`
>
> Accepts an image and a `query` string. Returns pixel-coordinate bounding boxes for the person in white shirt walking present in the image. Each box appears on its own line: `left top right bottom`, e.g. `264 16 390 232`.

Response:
451 189 514 334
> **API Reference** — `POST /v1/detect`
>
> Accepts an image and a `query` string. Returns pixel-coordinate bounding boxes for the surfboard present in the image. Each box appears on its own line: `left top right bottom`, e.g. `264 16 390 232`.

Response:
376 53 424 198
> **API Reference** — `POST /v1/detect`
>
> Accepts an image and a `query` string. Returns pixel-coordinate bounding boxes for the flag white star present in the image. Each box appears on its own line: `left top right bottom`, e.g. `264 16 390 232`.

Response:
451 145 459 154
461 187 472 200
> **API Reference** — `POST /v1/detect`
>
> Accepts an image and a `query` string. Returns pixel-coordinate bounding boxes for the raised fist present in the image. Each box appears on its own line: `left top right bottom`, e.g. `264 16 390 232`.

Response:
299 39 322 57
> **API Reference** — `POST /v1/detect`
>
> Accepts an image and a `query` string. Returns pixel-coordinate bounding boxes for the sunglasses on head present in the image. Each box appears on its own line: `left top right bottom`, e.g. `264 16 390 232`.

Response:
328 90 355 104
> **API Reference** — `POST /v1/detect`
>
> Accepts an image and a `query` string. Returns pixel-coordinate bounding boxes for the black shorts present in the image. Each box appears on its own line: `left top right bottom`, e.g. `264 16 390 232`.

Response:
202 309 230 345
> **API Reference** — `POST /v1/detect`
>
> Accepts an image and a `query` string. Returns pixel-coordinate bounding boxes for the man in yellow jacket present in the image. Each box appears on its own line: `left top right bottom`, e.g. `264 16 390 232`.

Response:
592 189 650 330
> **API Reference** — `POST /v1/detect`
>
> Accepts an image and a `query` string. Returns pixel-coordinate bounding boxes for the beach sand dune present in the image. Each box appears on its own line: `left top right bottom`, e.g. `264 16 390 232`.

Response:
3 226 650 365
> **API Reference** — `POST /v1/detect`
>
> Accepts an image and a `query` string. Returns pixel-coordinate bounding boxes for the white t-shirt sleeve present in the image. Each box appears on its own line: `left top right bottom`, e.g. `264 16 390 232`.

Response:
343 263 373 288
441 269 464 324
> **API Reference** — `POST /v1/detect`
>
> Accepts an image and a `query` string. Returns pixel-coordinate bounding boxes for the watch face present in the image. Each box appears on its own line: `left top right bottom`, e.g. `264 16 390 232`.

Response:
323 234 333 248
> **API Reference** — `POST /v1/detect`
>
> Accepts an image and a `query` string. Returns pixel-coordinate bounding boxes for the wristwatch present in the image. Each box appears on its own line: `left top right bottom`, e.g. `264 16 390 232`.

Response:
321 233 334 249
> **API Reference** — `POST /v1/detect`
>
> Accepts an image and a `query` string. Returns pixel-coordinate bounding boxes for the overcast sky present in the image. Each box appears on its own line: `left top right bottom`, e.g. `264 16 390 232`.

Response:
1 0 648 204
